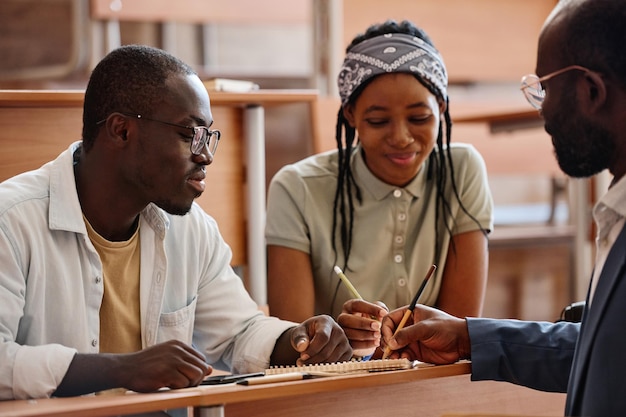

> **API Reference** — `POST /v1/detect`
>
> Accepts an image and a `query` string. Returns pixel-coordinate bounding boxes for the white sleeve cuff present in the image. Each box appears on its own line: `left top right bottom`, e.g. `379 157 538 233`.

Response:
13 344 77 399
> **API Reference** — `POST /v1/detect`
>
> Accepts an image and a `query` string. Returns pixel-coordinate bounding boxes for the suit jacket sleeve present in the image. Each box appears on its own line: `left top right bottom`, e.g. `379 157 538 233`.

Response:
467 318 579 392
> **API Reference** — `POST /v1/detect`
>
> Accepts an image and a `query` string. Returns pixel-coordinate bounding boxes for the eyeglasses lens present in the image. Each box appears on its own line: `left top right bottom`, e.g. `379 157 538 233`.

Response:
521 76 544 110
191 128 220 155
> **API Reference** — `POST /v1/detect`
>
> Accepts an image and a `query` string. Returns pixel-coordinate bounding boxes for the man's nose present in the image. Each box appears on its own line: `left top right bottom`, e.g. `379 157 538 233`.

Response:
193 144 213 165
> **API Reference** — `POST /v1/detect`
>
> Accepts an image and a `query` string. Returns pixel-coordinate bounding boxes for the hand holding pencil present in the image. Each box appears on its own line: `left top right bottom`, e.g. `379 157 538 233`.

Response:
381 265 437 359
380 295 472 365
334 266 387 358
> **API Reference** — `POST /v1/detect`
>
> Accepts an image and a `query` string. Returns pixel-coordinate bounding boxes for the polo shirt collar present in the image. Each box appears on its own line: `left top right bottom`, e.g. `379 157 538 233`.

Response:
352 144 428 200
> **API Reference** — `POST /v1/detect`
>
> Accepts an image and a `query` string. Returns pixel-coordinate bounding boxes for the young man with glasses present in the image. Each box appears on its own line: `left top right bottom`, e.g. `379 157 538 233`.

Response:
381 0 626 415
0 44 352 402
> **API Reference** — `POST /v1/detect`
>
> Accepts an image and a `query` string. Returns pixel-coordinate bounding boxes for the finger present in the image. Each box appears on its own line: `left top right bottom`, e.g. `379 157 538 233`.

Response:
343 299 387 318
303 333 352 365
166 368 203 390
290 327 311 353
289 323 313 364
375 301 389 314
341 324 381 342
339 317 381 349
171 356 212 387
301 318 330 354
299 319 351 364
337 312 381 332
381 307 410 339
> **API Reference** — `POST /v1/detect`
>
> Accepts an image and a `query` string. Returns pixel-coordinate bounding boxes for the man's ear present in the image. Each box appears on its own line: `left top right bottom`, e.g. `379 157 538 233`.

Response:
102 113 131 146
342 104 356 128
579 71 607 114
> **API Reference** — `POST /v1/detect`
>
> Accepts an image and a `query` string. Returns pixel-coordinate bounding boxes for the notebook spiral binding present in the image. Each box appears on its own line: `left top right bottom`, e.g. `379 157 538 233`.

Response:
266 358 419 376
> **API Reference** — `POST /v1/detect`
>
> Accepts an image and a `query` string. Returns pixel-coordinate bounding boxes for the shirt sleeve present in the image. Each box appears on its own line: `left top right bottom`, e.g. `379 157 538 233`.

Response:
265 165 312 253
467 317 578 393
450 144 494 235
189 210 296 373
12 345 77 399
0 225 77 400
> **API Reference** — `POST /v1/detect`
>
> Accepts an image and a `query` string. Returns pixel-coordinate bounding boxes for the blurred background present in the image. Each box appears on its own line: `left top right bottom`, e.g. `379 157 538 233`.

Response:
0 0 603 321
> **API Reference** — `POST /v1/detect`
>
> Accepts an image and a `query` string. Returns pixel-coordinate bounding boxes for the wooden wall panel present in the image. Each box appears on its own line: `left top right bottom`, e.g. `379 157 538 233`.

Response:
342 0 558 83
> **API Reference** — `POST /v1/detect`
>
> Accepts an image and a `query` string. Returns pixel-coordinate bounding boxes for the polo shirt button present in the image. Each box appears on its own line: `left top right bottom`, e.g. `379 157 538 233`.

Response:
394 254 403 263
395 235 404 244
398 278 406 287
393 189 402 198
398 213 407 221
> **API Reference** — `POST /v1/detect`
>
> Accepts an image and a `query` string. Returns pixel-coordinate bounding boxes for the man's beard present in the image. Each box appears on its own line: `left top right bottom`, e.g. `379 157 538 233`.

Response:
155 198 194 216
547 92 615 178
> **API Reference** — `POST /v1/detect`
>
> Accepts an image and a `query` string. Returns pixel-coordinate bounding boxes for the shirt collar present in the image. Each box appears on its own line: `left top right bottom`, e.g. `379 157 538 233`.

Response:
49 141 169 238
48 142 87 234
593 174 626 237
352 144 428 200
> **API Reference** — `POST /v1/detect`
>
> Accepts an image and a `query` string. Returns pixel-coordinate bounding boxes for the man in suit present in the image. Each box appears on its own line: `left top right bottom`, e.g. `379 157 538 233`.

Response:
377 0 626 415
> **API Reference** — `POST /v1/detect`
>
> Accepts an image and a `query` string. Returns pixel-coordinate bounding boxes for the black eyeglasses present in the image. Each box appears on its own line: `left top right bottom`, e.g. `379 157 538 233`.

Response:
97 112 221 156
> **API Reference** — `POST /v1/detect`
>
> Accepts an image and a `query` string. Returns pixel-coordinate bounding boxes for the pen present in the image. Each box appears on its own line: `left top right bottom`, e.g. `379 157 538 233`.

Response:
201 371 265 385
333 265 363 299
236 372 312 386
382 264 437 359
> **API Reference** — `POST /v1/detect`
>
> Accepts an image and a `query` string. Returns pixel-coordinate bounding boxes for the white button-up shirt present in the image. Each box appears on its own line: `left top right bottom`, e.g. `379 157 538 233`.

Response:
589 174 626 305
0 142 294 400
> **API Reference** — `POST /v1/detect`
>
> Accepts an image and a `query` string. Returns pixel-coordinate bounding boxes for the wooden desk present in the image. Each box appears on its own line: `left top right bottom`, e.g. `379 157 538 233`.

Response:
0 362 566 417
0 89 318 304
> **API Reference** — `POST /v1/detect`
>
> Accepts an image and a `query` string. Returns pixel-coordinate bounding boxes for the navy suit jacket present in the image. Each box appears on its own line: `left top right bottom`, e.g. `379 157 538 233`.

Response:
468 224 626 416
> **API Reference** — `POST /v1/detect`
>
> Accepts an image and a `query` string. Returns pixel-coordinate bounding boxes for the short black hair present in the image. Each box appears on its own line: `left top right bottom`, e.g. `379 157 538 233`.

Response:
82 44 196 150
560 0 626 88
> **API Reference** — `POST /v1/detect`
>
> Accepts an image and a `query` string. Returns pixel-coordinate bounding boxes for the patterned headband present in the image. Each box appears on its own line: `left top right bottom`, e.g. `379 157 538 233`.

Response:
337 33 448 106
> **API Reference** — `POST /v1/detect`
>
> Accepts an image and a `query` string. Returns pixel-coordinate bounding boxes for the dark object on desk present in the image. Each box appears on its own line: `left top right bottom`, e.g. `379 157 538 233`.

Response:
237 372 313 386
557 301 585 323
201 372 265 385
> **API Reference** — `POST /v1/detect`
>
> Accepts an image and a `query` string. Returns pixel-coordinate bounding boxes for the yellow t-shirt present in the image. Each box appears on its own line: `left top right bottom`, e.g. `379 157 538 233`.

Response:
84 216 142 354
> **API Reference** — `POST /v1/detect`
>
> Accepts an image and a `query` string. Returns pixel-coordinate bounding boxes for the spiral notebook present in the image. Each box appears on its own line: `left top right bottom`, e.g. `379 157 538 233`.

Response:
265 358 420 377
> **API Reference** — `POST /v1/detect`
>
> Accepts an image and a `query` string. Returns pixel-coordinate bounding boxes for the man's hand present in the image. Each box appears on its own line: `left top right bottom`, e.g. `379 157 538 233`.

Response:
54 340 212 397
114 340 212 392
337 299 387 358
381 304 471 364
272 315 353 366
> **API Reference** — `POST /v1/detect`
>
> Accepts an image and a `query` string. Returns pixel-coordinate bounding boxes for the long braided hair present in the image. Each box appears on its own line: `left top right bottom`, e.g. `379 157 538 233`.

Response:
331 20 483 281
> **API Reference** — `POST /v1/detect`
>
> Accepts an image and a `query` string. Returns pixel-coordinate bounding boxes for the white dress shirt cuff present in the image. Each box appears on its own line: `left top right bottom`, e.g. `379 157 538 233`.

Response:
13 344 77 399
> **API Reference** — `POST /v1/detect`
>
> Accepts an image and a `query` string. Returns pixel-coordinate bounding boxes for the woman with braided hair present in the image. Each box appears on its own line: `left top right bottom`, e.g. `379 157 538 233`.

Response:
266 20 493 356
